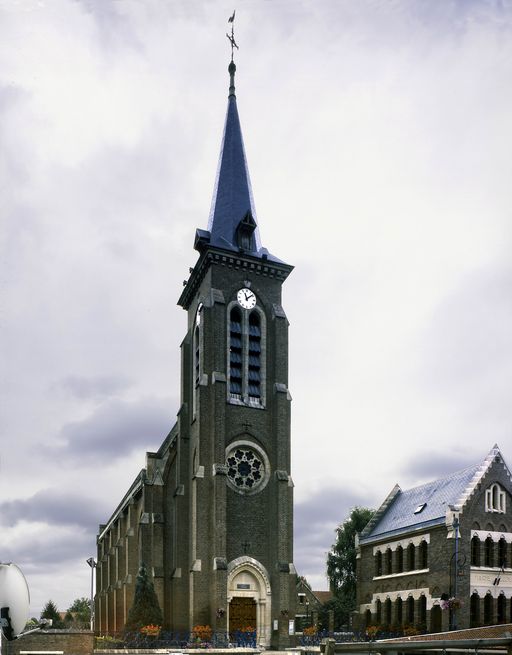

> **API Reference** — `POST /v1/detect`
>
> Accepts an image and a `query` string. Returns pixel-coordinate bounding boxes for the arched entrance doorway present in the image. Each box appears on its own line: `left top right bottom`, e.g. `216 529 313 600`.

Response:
227 557 271 647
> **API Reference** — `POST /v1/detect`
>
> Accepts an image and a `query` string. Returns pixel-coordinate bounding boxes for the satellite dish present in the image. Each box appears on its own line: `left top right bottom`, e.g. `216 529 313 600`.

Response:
0 563 30 641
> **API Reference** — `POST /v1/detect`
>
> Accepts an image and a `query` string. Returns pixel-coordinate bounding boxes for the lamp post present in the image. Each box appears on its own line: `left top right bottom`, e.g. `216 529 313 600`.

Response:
452 516 459 631
86 558 96 632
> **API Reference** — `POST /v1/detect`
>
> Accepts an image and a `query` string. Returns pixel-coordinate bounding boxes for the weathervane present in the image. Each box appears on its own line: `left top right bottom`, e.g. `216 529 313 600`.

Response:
226 10 239 61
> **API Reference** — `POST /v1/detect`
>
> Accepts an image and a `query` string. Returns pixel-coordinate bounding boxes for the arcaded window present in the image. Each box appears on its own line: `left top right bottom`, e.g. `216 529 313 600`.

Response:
385 548 392 575
483 593 493 625
470 593 480 628
497 593 506 623
471 535 481 566
407 543 416 571
396 545 404 573
486 483 506 513
375 551 382 576
384 598 392 625
418 595 427 626
419 540 428 569
406 596 414 624
498 537 507 567
485 536 494 567
375 599 382 623
396 597 403 625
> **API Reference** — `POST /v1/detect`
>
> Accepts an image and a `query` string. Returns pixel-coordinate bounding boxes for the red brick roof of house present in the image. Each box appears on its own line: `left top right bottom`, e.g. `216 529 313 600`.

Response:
312 590 333 605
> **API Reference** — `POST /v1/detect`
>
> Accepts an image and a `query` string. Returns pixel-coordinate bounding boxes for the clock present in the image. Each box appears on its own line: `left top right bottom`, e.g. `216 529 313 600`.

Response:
237 288 256 309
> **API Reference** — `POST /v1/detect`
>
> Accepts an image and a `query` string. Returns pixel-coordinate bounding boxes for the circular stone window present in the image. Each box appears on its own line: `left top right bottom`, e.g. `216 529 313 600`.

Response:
225 441 270 495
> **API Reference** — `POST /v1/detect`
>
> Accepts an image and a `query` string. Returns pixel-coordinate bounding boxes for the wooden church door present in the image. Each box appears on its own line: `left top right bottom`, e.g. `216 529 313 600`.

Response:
229 597 256 632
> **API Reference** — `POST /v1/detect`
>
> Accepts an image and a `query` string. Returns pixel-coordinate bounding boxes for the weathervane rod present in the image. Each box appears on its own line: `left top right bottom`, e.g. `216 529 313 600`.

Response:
226 10 239 62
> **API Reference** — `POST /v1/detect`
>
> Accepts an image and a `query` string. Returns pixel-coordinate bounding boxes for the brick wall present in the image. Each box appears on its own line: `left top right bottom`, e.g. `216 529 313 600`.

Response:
3 630 94 655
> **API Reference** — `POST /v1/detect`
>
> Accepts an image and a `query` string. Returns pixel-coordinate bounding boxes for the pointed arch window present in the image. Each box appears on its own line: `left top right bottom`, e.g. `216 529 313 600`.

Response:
375 599 382 623
227 302 266 407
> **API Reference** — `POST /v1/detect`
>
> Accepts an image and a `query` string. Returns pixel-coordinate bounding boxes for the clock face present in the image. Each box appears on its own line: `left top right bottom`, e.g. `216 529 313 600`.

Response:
237 288 256 309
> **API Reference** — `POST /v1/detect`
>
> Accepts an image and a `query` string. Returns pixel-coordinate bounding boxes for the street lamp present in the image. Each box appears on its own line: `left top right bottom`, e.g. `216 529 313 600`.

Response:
86 558 96 632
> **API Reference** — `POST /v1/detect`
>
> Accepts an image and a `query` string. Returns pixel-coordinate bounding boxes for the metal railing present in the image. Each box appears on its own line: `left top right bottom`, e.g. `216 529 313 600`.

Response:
95 630 257 649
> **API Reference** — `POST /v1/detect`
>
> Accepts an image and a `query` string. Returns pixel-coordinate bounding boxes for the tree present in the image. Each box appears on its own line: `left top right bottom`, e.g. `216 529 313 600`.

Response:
326 507 374 627
67 598 91 627
40 600 65 629
124 563 163 633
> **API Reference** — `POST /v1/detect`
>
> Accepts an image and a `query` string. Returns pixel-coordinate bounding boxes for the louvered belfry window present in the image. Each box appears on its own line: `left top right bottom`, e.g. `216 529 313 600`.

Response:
229 307 243 397
248 311 261 400
228 303 265 406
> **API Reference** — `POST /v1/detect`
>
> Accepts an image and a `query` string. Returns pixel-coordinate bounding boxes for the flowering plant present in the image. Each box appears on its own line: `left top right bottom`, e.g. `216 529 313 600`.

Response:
191 624 213 642
240 626 256 634
440 597 463 610
303 625 318 636
140 624 161 636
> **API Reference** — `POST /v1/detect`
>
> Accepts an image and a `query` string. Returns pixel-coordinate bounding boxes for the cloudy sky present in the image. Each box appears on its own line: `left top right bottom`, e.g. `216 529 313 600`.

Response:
2 0 512 617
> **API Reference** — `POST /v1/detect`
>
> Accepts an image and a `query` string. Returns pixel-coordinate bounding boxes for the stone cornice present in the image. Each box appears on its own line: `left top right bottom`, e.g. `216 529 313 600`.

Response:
178 247 293 310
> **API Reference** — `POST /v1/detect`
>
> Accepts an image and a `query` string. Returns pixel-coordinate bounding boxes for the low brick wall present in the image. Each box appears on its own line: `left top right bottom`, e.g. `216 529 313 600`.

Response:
3 630 94 655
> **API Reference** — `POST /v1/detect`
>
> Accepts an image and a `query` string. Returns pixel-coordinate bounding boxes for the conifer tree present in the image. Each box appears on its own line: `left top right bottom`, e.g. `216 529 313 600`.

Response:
40 600 65 628
124 563 163 632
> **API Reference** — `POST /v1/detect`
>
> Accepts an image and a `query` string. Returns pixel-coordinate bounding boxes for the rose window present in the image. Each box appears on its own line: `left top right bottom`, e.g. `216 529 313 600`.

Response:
226 447 265 490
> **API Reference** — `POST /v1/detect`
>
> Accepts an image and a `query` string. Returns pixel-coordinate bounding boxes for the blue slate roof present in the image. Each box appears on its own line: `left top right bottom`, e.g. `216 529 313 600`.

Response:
360 463 481 543
195 63 284 264
208 94 260 251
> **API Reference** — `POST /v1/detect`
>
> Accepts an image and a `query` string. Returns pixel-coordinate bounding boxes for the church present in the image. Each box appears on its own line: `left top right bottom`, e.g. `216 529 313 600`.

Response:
94 57 296 649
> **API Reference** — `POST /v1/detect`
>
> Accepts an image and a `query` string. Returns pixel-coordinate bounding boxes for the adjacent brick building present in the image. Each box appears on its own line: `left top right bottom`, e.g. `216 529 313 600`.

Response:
95 59 295 649
355 445 512 633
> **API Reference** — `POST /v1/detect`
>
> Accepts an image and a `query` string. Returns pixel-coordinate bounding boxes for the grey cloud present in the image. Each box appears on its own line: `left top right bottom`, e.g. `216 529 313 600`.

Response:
420 267 512 387
294 486 374 581
52 396 174 462
1 528 94 571
56 374 133 400
0 488 110 530
402 449 482 486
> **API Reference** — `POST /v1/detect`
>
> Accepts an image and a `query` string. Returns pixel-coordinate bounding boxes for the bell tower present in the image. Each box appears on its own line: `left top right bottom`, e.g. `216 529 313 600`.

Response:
174 57 295 648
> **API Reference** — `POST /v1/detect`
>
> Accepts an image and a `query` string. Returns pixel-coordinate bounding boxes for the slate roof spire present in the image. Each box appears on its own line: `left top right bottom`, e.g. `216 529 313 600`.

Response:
202 59 261 255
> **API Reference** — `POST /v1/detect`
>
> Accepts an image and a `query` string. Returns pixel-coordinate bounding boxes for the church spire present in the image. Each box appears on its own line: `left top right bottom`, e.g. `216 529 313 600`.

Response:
197 59 262 257
191 17 288 270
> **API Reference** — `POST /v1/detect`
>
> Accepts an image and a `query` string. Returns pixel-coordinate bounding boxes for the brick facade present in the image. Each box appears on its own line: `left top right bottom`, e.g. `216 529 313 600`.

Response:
355 447 512 634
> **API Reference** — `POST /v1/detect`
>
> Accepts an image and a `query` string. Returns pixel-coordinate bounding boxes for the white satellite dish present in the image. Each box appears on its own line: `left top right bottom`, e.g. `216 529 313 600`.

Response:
0 563 30 640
